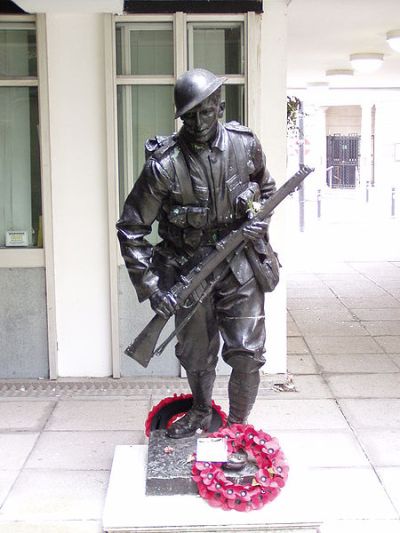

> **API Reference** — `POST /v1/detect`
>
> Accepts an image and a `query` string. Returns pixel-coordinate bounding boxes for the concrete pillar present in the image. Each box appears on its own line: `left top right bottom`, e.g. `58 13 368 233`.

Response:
259 0 288 374
46 13 112 376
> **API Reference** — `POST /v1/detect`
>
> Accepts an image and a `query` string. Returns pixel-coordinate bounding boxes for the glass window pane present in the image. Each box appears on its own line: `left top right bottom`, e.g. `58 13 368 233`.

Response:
0 87 42 247
223 84 245 124
117 85 174 211
116 23 174 76
0 25 37 77
189 23 243 75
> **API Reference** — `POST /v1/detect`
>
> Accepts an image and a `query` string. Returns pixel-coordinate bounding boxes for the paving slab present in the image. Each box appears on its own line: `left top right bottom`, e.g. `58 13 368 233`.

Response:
361 321 400 336
25 431 143 470
0 470 108 521
296 320 368 337
0 401 55 432
326 373 400 398
313 354 399 374
357 430 400 467
350 262 400 277
339 295 400 309
0 470 19 507
0 433 39 469
286 375 333 399
287 297 345 310
305 336 384 354
286 287 335 298
248 399 348 430
45 399 150 431
351 308 400 321
275 429 369 468
377 467 400 515
375 336 400 353
338 399 400 429
389 354 400 368
287 337 309 354
287 355 318 374
290 307 355 322
287 321 302 337
329 284 388 298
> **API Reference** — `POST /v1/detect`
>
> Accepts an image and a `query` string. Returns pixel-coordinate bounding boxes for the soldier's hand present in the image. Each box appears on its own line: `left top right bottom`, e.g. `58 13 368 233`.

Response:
150 290 177 319
243 220 269 242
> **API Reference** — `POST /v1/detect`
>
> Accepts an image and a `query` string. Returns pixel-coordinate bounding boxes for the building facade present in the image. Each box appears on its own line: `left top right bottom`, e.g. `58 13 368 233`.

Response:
0 0 289 379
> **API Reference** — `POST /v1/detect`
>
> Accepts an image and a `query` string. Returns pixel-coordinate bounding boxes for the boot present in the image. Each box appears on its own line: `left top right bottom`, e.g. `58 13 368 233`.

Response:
227 370 260 425
166 369 215 439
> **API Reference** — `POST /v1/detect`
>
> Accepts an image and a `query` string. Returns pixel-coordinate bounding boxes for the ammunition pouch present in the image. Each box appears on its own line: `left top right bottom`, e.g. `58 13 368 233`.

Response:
245 240 281 293
168 206 209 229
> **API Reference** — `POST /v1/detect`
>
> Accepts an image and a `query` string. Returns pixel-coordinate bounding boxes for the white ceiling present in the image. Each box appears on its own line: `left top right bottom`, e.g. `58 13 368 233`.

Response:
287 0 400 89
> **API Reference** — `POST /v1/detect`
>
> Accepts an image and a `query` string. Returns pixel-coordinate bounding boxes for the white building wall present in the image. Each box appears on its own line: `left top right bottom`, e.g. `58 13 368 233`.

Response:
46 13 112 376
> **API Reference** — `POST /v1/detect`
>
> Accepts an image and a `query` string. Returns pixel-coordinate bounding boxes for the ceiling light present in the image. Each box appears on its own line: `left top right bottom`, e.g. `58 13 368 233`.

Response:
387 30 400 53
326 69 354 78
350 53 384 73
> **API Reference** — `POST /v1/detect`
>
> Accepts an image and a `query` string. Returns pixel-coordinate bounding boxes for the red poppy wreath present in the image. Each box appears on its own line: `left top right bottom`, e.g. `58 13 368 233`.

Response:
145 393 228 437
192 424 288 512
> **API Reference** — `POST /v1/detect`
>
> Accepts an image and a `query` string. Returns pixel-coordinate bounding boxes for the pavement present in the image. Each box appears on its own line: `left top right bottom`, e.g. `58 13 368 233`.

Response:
1 189 400 532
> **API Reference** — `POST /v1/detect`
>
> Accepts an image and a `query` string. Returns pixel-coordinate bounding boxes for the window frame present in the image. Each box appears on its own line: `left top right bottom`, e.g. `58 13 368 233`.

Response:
0 14 57 378
0 15 41 263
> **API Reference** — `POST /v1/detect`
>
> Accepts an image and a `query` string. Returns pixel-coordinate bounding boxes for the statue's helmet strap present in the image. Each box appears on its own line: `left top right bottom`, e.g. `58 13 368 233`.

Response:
174 68 226 119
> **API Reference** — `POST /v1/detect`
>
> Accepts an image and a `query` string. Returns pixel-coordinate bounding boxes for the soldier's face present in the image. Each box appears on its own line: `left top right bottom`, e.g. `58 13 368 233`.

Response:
181 96 225 143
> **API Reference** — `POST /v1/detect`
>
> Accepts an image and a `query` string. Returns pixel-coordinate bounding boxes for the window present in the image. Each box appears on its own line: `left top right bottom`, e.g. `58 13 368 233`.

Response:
115 15 247 211
0 22 42 248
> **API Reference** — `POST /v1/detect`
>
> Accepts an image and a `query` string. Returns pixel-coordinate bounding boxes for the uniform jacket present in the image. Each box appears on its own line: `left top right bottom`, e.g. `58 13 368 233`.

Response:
116 122 276 302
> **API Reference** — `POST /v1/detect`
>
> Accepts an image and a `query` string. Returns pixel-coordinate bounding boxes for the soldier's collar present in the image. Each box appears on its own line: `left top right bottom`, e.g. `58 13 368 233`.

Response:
210 123 227 152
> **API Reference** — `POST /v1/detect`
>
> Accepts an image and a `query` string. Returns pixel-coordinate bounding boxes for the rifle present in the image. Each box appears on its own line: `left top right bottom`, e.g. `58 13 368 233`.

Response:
125 165 314 368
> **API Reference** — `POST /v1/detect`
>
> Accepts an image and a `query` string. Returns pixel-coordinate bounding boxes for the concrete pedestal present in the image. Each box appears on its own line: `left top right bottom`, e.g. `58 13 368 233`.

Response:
103 445 320 533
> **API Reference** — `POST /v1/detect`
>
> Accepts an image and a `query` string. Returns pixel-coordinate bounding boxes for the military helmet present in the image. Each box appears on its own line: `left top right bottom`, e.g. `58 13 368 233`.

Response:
174 68 227 119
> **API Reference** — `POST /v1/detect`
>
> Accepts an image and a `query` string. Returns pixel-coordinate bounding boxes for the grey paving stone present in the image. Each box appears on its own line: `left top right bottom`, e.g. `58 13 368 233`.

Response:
290 307 355 322
375 336 400 353
289 375 333 398
0 470 108 521
248 399 348 430
326 373 400 398
287 297 345 310
362 321 400 336
305 336 384 354
330 284 388 298
287 287 335 298
338 399 400 429
389 354 400 368
358 430 400 467
0 470 19 507
287 337 309 354
0 433 39 470
377 467 400 515
275 429 369 467
25 431 143 470
287 320 302 336
350 262 400 277
351 308 400 321
0 401 55 431
314 354 399 374
45 399 150 431
296 320 368 337
0 521 102 533
339 296 400 309
287 354 318 374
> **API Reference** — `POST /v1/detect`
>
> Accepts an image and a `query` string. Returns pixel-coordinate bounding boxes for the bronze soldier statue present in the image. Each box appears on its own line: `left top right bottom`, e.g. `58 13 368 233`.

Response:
117 68 276 439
